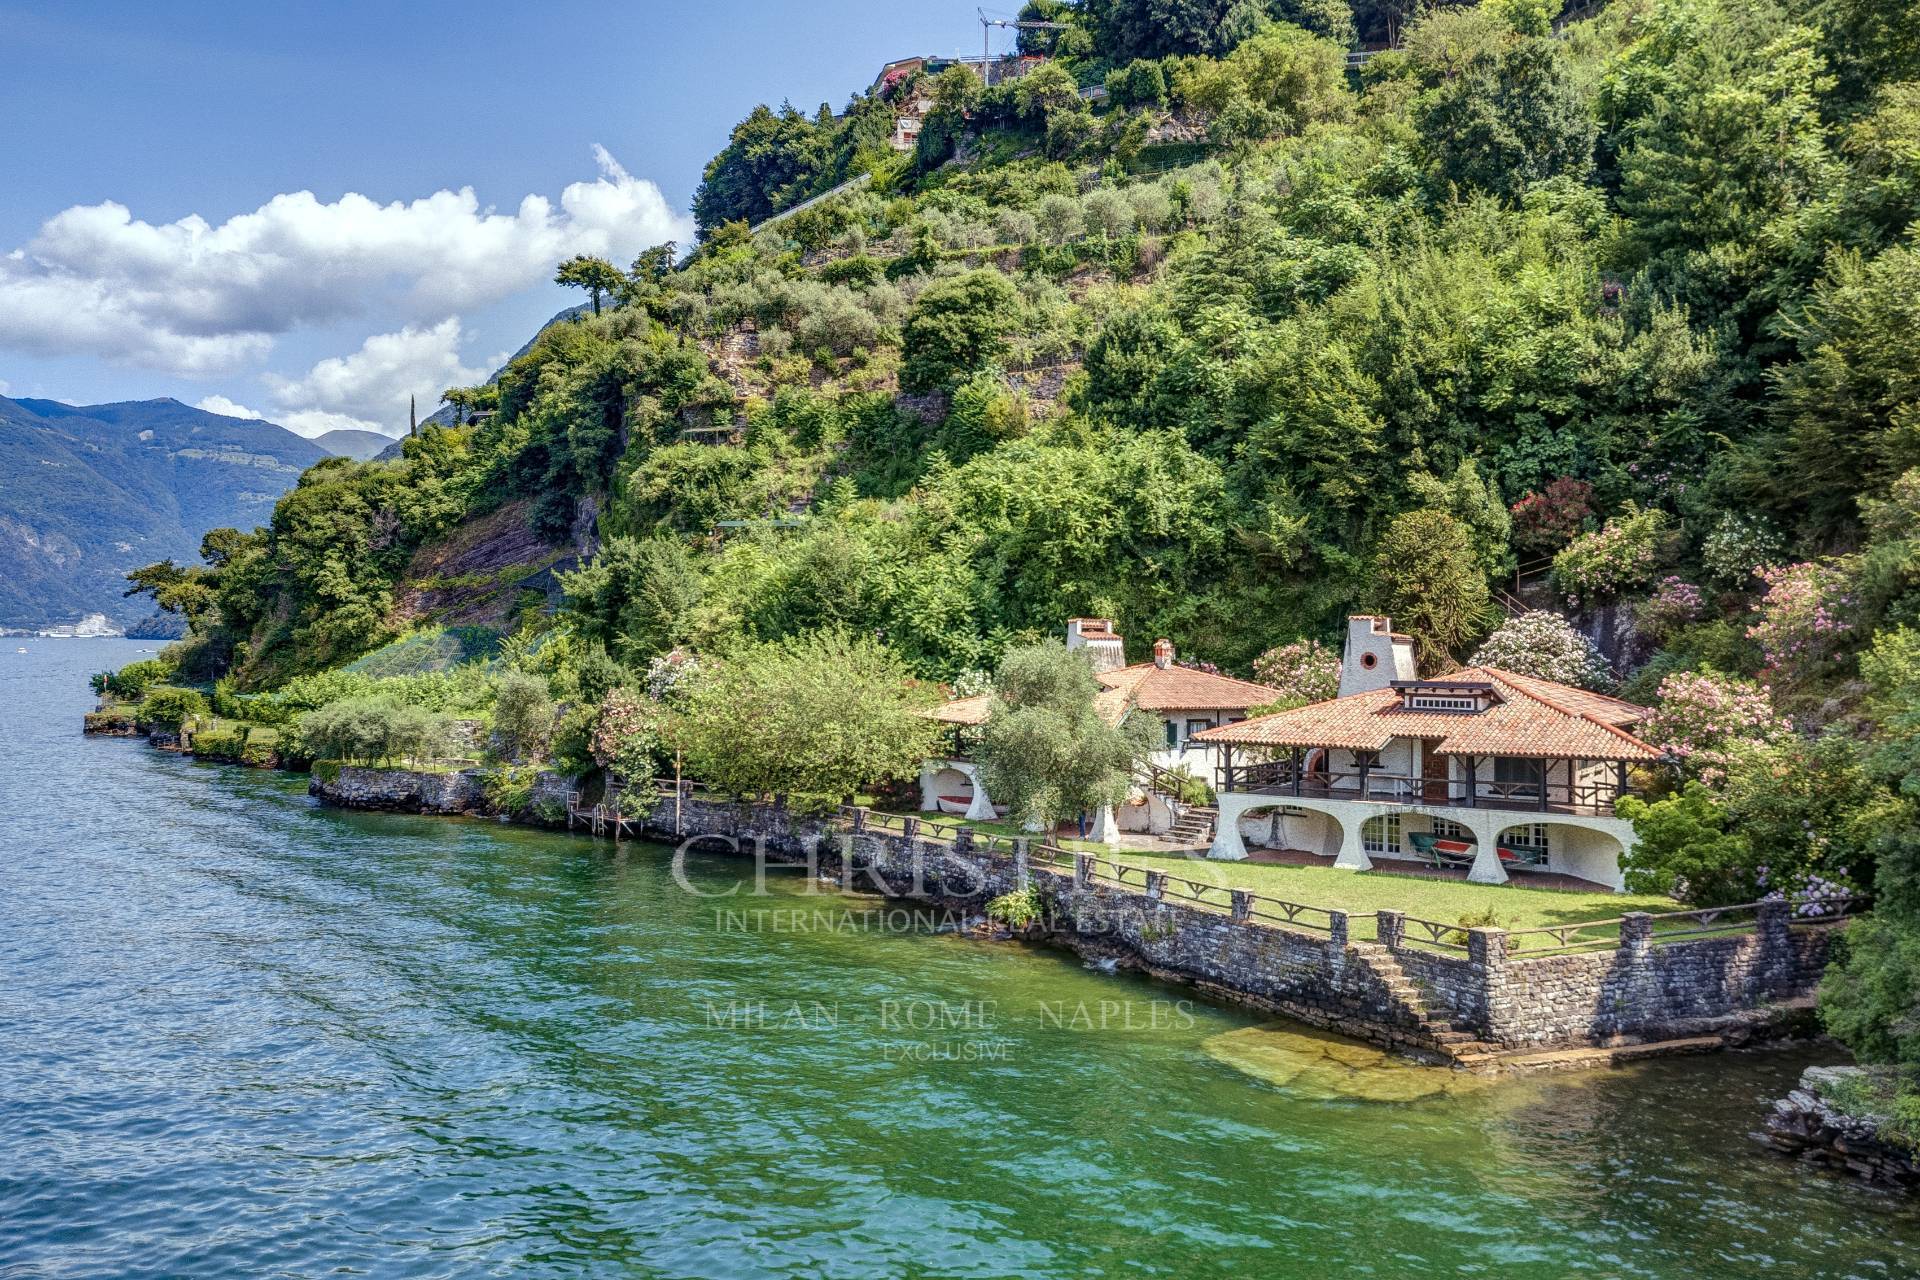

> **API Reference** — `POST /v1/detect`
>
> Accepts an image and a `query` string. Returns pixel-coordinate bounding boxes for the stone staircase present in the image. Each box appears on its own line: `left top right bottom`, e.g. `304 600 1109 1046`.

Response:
1165 805 1216 847
1347 940 1505 1070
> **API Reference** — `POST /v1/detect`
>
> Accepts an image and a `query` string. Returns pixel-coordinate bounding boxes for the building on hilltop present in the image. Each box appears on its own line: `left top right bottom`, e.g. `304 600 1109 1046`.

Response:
875 53 1050 151
1193 615 1660 891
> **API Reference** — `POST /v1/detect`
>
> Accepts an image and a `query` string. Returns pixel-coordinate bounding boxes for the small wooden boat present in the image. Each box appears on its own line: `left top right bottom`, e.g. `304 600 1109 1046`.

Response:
1408 831 1476 867
934 794 973 815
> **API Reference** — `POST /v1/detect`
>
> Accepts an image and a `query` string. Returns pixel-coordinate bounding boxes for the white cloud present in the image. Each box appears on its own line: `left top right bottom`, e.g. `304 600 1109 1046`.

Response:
0 146 692 375
264 317 487 437
0 378 10 395
195 394 263 419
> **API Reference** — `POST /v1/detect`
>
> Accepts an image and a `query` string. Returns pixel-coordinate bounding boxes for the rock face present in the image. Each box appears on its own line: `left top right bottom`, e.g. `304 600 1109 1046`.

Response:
312 765 489 814
309 764 574 822
1759 1066 1920 1189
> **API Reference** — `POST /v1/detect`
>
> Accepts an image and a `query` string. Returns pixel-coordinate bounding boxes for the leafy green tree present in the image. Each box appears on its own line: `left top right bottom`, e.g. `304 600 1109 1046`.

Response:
1617 782 1754 901
138 687 210 731
667 631 939 800
561 536 704 663
1372 510 1494 670
490 670 556 762
692 103 828 232
1407 7 1596 199
554 255 624 316
1106 59 1170 109
295 697 453 766
975 642 1157 831
1408 460 1513 580
1766 243 1920 539
900 270 1022 393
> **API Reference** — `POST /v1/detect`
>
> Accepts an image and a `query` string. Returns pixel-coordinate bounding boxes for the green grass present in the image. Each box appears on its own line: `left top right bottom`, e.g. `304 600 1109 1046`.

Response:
1085 850 1683 937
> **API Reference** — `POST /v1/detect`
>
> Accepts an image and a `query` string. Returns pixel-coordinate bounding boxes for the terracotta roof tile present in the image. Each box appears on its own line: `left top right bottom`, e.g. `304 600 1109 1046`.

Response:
1191 666 1658 761
922 693 992 726
1095 663 1281 712
921 687 1134 728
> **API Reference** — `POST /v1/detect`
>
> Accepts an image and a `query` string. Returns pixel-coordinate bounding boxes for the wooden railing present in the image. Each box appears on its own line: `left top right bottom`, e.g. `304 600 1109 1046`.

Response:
1499 895 1872 955
1219 759 1642 817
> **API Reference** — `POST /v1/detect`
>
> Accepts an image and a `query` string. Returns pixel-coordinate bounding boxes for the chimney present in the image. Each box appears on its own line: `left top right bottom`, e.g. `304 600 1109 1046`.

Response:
1065 618 1126 675
1152 638 1174 669
1338 615 1418 697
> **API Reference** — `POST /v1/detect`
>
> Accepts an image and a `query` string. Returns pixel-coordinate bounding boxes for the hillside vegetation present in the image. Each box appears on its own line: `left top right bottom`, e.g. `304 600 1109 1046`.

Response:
116 0 1920 1121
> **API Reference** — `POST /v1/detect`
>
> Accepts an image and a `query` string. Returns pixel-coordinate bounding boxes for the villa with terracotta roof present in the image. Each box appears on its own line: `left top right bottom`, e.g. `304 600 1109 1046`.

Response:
915 620 1278 836
1191 616 1661 891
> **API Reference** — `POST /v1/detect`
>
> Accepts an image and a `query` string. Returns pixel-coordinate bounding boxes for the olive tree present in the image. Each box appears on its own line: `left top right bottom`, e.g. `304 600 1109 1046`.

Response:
975 642 1156 832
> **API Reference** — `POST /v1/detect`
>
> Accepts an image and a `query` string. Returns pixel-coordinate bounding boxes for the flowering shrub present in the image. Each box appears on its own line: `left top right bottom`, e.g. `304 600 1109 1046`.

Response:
1642 670 1792 788
1700 512 1785 586
1637 576 1704 641
591 688 662 788
1469 611 1614 690
1550 505 1667 609
1251 638 1340 703
1509 477 1594 554
1747 559 1857 684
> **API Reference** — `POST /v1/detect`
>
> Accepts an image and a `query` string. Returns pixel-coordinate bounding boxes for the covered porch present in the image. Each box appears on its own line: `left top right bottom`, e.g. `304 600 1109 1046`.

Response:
1217 744 1644 819
1207 791 1634 891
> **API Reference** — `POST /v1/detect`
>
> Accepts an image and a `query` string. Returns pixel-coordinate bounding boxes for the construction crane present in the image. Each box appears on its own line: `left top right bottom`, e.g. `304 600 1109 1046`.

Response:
977 7 1070 68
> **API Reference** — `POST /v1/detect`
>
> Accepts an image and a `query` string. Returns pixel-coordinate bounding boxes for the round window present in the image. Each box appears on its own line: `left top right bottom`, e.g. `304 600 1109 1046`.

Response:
1360 652 1377 670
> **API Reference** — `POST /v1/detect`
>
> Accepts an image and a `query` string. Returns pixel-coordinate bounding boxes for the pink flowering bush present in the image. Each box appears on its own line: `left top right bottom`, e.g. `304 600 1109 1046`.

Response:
1252 638 1340 704
1747 559 1857 685
1550 505 1667 610
1642 670 1792 788
1637 576 1703 641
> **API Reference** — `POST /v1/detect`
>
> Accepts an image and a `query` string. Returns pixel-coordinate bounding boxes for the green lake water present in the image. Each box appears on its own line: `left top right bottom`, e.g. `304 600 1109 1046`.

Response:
5 640 1919 1278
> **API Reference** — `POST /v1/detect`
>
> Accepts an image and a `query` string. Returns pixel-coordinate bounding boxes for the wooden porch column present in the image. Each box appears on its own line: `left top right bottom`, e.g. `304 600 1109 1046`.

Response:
1537 758 1551 812
1221 744 1235 793
1357 751 1373 801
1291 746 1303 797
1464 757 1477 807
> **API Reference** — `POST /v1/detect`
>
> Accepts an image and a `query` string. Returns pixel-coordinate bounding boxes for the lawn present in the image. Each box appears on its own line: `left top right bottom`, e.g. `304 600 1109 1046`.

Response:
1080 849 1685 940
850 803 1696 949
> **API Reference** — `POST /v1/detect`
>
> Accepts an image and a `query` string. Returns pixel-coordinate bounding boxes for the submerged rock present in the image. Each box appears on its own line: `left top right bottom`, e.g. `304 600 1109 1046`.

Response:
1203 1024 1503 1103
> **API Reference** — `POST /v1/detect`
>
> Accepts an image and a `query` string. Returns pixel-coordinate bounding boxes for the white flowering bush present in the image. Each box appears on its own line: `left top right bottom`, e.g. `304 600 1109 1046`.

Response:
1469 611 1614 690
1700 512 1785 586
1251 638 1341 703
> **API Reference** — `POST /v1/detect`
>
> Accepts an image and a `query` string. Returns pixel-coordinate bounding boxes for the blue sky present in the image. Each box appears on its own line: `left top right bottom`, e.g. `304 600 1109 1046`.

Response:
0 1 994 434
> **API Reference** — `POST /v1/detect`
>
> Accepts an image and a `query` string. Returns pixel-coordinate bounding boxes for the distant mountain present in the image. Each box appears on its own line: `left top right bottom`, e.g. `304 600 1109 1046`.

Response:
313 427 399 460
0 396 325 628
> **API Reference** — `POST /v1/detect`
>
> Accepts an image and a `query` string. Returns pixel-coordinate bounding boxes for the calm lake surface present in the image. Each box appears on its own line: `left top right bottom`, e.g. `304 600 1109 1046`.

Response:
5 640 1920 1278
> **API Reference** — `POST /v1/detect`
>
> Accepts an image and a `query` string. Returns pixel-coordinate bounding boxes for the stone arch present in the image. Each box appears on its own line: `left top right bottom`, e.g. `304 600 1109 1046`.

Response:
1493 818 1628 890
1228 802 1343 858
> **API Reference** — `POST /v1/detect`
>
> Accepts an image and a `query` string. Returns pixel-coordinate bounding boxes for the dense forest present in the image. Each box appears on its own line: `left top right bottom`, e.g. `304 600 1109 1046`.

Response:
117 0 1920 1129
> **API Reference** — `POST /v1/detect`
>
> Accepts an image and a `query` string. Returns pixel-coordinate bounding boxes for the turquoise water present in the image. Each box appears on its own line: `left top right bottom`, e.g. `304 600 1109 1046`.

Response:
5 640 1919 1278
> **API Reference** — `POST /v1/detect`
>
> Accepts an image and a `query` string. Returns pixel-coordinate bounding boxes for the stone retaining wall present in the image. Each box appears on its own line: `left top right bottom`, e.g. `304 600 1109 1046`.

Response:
1458 905 1832 1049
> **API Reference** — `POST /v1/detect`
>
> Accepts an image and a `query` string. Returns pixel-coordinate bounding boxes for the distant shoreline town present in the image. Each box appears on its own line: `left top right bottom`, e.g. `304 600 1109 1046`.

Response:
2 612 125 639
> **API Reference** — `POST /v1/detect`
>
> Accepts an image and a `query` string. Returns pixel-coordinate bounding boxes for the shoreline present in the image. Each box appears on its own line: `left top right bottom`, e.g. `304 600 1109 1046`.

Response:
90 714 1839 1078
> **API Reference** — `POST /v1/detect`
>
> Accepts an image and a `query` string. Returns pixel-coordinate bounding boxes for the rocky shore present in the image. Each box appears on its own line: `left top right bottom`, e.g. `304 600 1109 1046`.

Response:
1758 1065 1920 1189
